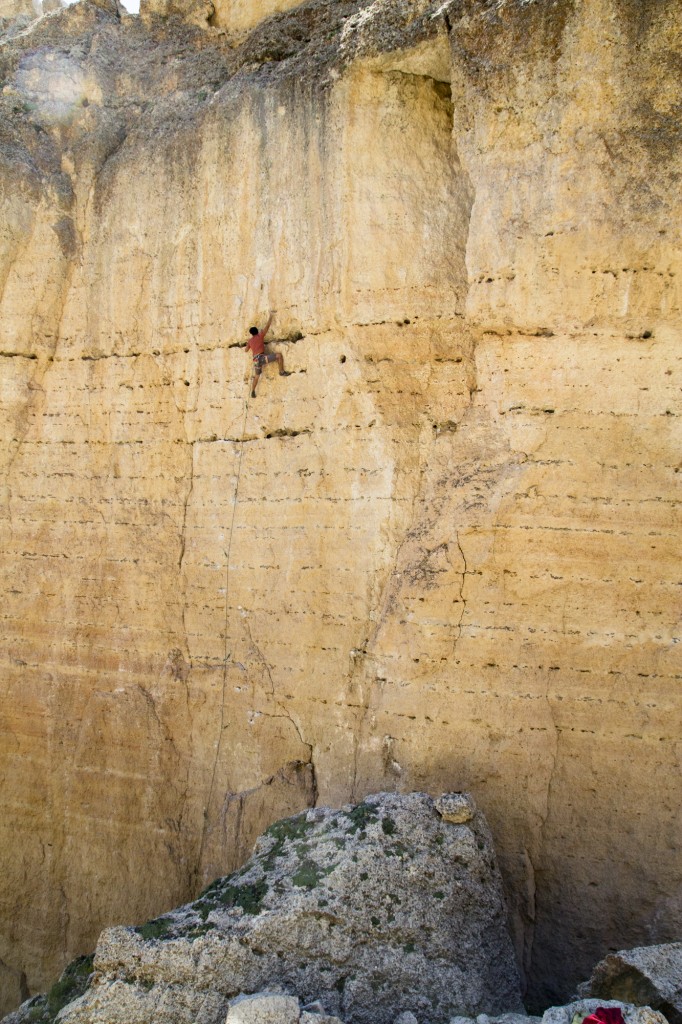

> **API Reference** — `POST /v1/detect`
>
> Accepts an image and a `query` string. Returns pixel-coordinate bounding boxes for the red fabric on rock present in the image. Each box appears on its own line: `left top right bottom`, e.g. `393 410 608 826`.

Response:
583 1008 626 1024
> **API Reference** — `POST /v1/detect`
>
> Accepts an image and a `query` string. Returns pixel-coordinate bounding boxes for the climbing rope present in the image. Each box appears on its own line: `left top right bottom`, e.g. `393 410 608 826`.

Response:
195 367 251 878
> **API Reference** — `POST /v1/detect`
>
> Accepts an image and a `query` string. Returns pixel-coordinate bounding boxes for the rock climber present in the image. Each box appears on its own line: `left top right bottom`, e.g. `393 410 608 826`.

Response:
246 311 291 398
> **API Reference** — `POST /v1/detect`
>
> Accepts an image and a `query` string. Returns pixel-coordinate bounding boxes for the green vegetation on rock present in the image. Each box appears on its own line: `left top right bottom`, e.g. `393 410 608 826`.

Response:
347 801 379 835
262 813 316 869
292 858 333 889
25 955 94 1023
196 876 269 920
186 921 217 938
136 917 173 941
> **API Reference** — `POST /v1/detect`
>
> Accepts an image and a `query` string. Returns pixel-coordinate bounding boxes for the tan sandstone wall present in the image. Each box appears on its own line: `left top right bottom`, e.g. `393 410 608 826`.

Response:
0 0 680 1013
210 0 303 35
0 0 36 26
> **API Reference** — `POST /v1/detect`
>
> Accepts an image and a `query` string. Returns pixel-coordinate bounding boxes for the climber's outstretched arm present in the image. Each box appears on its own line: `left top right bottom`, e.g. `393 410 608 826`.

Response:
263 310 275 338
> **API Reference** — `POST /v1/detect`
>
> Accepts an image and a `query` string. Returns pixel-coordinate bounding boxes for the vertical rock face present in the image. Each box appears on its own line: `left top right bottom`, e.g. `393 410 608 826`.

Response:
0 0 39 37
209 0 303 35
0 0 680 1014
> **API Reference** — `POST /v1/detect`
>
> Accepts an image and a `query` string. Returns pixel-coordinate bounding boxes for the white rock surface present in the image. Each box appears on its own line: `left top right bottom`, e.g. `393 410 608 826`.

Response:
227 994 301 1024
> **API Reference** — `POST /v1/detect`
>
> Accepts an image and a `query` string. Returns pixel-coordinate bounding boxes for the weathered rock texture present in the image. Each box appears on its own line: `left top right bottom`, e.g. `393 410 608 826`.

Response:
0 0 681 1014
452 998 670 1024
226 993 342 1024
209 0 302 35
541 1000 669 1024
579 945 682 1024
0 0 38 37
8 793 523 1024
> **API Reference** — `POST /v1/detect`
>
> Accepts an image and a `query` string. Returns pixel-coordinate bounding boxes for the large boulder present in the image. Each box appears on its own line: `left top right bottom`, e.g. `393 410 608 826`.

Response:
21 792 523 1024
578 945 682 1024
225 992 343 1024
541 998 669 1024
450 997 670 1024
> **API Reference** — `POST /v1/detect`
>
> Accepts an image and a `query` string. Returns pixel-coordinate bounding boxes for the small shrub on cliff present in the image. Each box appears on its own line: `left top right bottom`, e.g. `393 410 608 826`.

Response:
26 955 94 1023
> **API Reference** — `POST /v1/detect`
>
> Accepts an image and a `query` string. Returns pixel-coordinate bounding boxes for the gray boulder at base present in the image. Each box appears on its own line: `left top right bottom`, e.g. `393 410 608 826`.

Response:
40 792 523 1024
449 1013 541 1024
578 944 682 1024
449 998 670 1024
541 998 669 1024
226 992 343 1024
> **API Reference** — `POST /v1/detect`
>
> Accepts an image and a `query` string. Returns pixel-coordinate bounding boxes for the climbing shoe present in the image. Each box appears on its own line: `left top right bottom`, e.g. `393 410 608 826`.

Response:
251 390 256 398
279 371 291 377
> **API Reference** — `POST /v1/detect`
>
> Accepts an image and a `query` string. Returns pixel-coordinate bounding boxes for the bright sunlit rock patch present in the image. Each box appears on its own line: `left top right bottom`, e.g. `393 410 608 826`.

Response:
14 51 87 122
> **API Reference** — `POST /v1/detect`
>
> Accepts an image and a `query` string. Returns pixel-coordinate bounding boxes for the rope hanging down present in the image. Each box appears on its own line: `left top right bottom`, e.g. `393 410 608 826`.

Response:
195 372 251 874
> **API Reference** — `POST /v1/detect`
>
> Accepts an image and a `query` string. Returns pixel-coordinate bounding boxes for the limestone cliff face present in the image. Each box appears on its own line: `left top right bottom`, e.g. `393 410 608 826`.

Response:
0 0 680 1014
210 0 303 35
0 0 36 35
